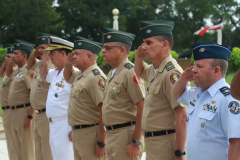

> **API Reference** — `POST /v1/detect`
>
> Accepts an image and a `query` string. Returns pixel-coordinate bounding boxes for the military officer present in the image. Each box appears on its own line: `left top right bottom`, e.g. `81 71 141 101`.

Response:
173 41 240 160
102 28 145 160
0 44 18 160
8 39 36 160
231 67 240 100
134 20 187 160
63 36 107 160
27 33 56 160
40 36 78 160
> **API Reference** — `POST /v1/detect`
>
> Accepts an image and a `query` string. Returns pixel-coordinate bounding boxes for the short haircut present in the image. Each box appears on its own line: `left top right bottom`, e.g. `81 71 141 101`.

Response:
116 42 131 54
210 58 228 77
20 50 31 59
155 35 174 49
57 49 72 55
87 50 98 62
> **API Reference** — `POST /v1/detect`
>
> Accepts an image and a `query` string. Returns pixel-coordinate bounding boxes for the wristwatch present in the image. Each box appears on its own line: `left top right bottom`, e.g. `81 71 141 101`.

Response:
97 141 106 148
27 115 33 119
175 150 185 157
132 139 141 146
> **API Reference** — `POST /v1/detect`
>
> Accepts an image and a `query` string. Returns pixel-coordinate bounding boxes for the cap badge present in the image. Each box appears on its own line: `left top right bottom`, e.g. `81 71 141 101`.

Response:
199 48 206 52
17 44 20 46
10 48 12 51
146 29 151 34
42 38 45 40
78 42 82 46
107 35 112 39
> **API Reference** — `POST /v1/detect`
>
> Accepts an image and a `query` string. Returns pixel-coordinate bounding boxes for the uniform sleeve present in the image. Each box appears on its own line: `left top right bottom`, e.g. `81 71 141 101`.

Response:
126 69 145 104
31 59 41 71
46 69 56 83
88 75 106 106
139 64 152 81
220 98 240 140
164 70 187 109
23 70 34 89
69 70 80 84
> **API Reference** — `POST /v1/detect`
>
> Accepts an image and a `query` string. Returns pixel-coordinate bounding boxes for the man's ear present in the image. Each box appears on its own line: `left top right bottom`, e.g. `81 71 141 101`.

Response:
162 40 169 50
214 66 221 76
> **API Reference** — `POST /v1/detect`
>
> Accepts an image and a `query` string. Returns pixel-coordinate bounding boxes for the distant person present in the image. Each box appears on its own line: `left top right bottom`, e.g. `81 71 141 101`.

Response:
102 28 145 160
64 36 107 160
172 41 240 160
231 68 240 100
8 39 36 160
27 33 56 160
134 20 187 160
0 44 18 160
40 36 78 160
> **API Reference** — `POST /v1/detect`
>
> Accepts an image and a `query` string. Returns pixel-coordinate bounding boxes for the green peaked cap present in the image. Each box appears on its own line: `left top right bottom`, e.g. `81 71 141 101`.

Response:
140 20 174 39
38 32 58 45
7 44 14 54
104 28 136 46
14 39 36 53
74 36 103 55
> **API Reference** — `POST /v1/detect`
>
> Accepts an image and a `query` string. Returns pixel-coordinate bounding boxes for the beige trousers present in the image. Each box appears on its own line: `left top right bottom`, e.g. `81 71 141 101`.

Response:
72 125 106 160
2 109 17 160
106 125 144 160
34 112 53 160
11 107 35 160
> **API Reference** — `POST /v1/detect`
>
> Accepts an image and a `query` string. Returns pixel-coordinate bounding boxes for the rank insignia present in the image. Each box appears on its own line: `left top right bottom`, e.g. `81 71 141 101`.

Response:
165 61 175 71
133 75 141 84
170 73 180 84
220 87 230 96
228 101 240 114
124 63 133 69
92 69 100 75
99 79 106 88
31 72 34 79
210 100 216 104
190 101 195 106
203 103 217 113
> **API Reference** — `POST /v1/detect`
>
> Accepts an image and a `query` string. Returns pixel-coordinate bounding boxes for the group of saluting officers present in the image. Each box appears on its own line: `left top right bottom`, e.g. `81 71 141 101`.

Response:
0 20 240 160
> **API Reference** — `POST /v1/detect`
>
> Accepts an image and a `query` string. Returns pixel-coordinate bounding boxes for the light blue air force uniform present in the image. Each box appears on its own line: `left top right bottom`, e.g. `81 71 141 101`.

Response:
178 78 240 160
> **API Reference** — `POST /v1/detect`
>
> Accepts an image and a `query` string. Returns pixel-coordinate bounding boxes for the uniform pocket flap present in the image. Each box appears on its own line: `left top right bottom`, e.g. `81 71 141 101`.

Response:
199 111 216 121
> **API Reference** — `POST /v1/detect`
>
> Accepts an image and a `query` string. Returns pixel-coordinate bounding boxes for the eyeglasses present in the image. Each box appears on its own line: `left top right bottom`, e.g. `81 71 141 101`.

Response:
103 46 121 51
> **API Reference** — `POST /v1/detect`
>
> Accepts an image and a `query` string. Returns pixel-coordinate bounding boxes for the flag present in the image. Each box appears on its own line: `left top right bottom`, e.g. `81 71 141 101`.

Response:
194 18 223 36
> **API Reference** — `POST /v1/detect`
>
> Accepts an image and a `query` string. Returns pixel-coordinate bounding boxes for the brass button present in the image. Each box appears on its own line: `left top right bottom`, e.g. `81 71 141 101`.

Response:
201 122 205 127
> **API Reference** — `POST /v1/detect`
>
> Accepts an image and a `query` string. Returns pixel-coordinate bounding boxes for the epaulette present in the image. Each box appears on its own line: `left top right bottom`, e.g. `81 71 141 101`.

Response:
220 87 230 97
165 61 175 71
124 63 133 70
92 69 100 75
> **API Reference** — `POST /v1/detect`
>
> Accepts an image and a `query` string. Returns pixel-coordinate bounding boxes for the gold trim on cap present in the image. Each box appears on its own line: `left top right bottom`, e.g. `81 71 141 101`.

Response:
140 24 174 30
37 36 48 38
45 44 73 51
14 43 35 49
74 40 102 49
104 32 134 40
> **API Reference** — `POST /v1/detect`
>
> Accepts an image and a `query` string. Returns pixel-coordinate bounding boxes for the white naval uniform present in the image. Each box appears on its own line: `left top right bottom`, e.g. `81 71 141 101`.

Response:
46 67 78 160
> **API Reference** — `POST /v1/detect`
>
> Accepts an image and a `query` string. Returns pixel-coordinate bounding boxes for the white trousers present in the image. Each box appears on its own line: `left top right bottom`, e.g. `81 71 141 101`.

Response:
49 118 74 160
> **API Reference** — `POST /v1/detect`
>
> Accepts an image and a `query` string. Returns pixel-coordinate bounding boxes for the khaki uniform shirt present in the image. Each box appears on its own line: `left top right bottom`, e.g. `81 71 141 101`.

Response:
68 64 107 126
30 59 55 109
0 67 18 106
140 54 186 131
8 63 33 106
102 58 145 126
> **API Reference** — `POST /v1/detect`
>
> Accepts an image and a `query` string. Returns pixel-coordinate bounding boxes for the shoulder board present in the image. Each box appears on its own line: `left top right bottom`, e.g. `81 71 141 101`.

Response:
92 69 100 75
165 61 175 71
26 66 30 70
220 86 230 97
124 63 133 70
55 67 58 70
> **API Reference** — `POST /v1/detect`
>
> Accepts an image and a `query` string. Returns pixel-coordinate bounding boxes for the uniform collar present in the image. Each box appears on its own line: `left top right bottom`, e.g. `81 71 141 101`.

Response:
19 63 27 71
114 58 129 75
156 54 173 73
206 78 226 98
82 64 98 77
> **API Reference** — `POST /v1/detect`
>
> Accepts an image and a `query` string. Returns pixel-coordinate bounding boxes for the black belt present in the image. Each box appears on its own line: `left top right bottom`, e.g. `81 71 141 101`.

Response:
143 129 175 137
1 106 10 110
35 108 46 114
11 103 31 109
104 121 136 131
72 123 99 130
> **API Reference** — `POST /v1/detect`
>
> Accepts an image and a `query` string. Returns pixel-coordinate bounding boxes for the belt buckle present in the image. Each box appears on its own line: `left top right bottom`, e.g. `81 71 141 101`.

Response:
35 110 39 114
103 126 107 131
143 131 146 137
48 118 52 123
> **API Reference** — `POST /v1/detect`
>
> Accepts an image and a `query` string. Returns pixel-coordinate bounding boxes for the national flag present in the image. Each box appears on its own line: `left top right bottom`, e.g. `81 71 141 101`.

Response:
194 18 223 36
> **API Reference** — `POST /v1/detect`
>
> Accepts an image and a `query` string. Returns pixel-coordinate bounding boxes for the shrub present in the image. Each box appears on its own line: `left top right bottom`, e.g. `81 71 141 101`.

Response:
0 48 7 62
228 47 240 73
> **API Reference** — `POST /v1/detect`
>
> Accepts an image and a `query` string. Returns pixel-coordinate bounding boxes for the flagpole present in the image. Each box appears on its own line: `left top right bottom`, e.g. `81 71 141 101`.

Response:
217 29 222 45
